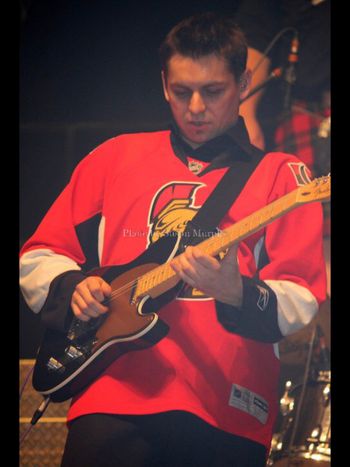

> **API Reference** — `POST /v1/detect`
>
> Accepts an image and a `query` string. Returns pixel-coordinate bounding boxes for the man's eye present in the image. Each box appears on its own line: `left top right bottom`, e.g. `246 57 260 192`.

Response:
205 89 223 97
174 91 190 99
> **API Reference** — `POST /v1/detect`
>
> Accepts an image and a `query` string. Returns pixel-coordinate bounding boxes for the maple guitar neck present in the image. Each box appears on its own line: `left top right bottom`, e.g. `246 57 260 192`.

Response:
134 177 330 301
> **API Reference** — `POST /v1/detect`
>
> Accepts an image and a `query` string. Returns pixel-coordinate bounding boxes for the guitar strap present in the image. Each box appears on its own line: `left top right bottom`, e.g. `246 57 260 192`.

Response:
181 149 264 249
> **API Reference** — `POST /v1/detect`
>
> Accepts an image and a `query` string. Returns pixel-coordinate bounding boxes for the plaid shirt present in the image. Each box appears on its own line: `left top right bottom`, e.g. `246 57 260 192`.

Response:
274 100 331 236
274 101 330 175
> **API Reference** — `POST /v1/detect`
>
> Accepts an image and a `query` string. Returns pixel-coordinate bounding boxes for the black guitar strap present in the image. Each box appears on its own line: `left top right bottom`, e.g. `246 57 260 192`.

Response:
181 150 264 249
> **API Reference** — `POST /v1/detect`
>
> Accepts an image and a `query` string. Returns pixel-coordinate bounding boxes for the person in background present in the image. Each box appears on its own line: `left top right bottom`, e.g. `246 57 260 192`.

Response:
236 0 330 178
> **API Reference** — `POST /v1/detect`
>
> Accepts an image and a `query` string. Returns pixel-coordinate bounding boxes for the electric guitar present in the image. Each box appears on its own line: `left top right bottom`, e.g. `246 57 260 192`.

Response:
32 176 330 402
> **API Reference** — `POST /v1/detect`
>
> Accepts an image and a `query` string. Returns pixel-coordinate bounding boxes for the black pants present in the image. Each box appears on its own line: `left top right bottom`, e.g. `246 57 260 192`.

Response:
61 411 267 467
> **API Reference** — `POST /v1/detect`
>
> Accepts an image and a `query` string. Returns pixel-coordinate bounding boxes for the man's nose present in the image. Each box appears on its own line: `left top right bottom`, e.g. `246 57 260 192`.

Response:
188 92 206 114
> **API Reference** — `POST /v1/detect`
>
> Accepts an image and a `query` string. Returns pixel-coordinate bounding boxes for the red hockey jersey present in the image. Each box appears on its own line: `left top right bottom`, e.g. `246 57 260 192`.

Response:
20 130 327 449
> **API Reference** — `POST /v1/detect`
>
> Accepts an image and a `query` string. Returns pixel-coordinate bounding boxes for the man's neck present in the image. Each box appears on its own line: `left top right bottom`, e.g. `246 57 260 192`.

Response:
179 123 237 150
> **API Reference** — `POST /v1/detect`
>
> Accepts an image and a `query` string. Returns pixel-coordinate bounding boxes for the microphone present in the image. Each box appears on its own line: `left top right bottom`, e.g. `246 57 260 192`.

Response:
240 67 283 103
283 31 299 111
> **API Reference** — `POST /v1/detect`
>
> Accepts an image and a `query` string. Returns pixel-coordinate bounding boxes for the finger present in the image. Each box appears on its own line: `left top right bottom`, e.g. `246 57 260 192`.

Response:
170 259 197 288
76 288 108 315
71 302 90 321
74 281 109 315
86 277 111 303
172 253 197 281
99 278 112 298
227 242 239 256
189 246 220 270
176 269 197 288
221 243 239 265
72 290 101 318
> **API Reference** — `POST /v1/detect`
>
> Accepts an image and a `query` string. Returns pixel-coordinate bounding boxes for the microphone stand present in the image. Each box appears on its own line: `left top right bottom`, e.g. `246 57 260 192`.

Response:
282 32 299 113
240 67 283 103
241 32 299 114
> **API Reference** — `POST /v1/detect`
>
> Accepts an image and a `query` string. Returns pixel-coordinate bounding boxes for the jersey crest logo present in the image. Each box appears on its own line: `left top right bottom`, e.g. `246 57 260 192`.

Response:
288 162 312 186
147 181 211 300
147 181 204 246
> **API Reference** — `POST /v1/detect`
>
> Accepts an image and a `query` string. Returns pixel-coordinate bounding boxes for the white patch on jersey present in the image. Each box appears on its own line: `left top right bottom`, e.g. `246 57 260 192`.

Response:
273 343 280 359
20 249 81 313
287 162 312 186
98 215 106 264
229 383 269 424
264 279 318 336
253 236 264 268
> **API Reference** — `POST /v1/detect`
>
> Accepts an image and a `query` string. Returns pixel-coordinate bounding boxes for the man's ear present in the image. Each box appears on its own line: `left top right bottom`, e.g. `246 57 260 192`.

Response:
161 70 170 102
238 69 252 100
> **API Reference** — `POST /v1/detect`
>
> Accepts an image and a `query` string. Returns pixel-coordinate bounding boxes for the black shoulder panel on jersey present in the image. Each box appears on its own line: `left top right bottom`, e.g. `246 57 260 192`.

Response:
75 212 102 271
256 238 271 272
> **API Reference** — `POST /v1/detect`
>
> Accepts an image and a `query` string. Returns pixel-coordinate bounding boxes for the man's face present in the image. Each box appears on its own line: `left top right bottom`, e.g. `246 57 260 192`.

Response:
162 53 250 148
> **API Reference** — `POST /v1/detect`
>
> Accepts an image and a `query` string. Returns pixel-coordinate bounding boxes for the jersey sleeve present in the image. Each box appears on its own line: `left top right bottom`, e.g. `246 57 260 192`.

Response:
19 137 118 325
258 160 327 335
216 156 327 342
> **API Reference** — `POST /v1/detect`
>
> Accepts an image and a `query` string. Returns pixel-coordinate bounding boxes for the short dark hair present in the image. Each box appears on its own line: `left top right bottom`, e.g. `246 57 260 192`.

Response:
159 12 248 81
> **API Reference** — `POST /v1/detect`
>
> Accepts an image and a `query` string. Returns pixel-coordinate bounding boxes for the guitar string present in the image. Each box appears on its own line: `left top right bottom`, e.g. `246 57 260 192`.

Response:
101 234 227 303
104 265 172 303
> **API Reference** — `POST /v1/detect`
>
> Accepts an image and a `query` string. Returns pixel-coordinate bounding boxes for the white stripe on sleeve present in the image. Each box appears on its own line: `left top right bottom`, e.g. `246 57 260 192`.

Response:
20 249 81 313
264 279 318 336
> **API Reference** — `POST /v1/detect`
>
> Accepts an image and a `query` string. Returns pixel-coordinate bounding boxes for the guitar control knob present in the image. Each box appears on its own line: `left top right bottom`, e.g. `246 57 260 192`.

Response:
47 357 65 372
65 345 84 360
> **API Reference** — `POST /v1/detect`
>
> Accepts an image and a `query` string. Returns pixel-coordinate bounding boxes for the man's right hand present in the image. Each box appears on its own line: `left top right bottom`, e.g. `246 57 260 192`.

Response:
71 276 112 321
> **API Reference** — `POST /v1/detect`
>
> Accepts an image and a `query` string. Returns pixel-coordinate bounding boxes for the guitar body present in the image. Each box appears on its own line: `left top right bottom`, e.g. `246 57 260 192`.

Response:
32 234 182 402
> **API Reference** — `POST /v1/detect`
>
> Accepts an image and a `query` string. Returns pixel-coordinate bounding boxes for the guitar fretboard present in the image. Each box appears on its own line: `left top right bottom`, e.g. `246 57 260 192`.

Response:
135 188 298 300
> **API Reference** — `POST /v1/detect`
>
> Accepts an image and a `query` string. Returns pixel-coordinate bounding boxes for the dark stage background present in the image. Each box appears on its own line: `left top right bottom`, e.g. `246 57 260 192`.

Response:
19 0 242 357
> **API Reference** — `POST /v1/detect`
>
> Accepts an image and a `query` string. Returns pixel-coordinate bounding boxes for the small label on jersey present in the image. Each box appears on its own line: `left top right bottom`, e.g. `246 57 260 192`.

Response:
188 160 204 175
228 384 269 424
